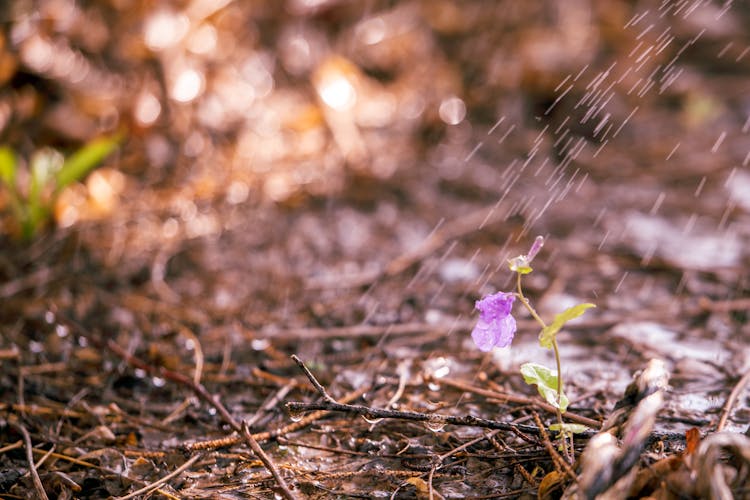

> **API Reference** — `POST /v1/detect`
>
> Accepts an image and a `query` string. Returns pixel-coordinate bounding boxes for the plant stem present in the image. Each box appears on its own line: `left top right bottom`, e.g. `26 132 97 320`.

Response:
515 273 572 462
550 339 563 413
516 273 546 327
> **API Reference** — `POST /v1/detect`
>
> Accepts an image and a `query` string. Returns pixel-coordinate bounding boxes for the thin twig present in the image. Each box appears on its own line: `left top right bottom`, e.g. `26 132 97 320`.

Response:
10 421 49 500
717 368 750 432
163 324 204 425
531 412 577 481
698 296 750 313
287 357 552 436
515 463 538 487
107 338 297 500
114 453 202 500
185 385 369 451
244 382 295 428
62 317 298 500
436 377 602 429
241 422 297 500
291 354 336 403
428 430 500 500
0 440 23 454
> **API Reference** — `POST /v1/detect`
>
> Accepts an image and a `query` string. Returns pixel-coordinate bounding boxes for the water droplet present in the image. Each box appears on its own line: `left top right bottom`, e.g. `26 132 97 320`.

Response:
55 324 69 338
152 377 166 387
289 409 304 422
251 339 270 351
424 419 446 433
362 415 384 425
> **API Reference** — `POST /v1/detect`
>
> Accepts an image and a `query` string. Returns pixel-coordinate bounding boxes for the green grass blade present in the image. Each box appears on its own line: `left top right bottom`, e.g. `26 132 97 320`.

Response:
55 135 120 190
0 146 17 186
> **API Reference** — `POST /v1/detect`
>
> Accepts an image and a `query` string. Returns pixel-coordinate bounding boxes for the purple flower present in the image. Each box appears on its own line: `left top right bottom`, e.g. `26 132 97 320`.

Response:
508 235 545 274
471 292 517 351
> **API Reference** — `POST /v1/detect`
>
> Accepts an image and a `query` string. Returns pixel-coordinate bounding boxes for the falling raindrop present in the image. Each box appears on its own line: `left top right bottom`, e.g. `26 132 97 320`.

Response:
614 272 629 293
694 177 707 197
711 131 727 153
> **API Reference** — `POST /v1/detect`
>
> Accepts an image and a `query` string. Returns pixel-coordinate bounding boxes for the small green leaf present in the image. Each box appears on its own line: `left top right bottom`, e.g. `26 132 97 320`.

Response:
0 146 17 186
520 362 569 412
549 423 589 435
56 135 120 190
29 148 63 205
539 303 596 349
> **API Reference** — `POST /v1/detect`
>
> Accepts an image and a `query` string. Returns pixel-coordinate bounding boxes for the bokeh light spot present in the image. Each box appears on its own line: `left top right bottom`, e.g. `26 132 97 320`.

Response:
134 91 161 125
438 96 466 125
171 68 205 103
144 10 189 51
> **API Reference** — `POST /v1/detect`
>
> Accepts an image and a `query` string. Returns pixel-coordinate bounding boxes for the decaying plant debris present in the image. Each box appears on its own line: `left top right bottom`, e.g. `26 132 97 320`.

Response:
1 1 749 498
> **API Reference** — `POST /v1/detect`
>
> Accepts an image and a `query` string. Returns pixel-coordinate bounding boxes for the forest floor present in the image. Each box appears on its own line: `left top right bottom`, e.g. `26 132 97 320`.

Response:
1 1 749 498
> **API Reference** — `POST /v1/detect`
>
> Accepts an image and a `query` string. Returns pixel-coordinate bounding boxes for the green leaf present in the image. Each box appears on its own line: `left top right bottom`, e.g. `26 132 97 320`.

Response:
56 135 120 190
539 303 596 349
0 146 17 187
549 423 589 435
520 362 569 412
29 148 63 206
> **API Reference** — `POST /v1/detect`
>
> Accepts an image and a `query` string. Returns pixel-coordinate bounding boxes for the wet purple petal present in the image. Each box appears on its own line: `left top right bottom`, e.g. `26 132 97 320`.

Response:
471 292 517 351
475 291 514 321
471 315 517 351
527 235 544 262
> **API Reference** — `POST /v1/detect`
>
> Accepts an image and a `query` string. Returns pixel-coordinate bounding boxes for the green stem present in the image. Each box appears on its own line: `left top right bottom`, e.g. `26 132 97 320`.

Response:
550 338 564 418
515 273 572 462
516 273 546 327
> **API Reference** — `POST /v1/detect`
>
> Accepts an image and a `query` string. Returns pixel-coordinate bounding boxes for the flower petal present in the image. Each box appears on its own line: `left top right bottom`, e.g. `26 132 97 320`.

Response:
471 319 497 352
475 291 514 322
527 235 544 262
471 313 517 351
493 314 517 347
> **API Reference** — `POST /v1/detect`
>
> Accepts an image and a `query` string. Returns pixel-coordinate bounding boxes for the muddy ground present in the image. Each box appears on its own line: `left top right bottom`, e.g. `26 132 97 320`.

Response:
1 1 749 498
